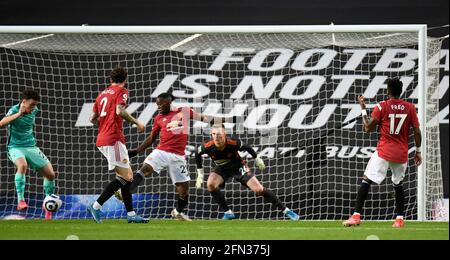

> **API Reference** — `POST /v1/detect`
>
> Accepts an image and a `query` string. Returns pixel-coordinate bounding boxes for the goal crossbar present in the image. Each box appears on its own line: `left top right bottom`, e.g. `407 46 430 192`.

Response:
0 25 427 34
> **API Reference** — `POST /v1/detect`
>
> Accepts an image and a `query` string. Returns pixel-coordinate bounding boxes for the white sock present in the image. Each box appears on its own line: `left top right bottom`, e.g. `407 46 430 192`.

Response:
225 209 233 214
283 207 290 214
127 211 136 217
93 201 102 210
353 212 361 216
396 215 404 220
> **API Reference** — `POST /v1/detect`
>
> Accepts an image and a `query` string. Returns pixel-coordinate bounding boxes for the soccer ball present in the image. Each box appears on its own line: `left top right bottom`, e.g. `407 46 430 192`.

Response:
43 194 62 212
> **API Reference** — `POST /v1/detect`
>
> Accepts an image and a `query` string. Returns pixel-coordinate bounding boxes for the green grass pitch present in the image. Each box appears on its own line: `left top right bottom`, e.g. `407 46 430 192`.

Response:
0 220 447 240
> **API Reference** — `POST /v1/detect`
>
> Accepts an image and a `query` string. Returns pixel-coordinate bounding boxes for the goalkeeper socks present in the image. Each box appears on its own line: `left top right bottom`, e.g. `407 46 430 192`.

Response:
393 183 405 217
43 178 55 196
129 170 145 194
121 182 134 212
210 189 229 212
175 196 189 213
96 176 126 206
15 173 26 201
261 188 285 211
355 180 371 214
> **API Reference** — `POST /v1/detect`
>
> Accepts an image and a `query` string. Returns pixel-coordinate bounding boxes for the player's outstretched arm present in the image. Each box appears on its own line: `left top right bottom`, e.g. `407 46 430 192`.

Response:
129 130 159 158
195 146 205 169
195 146 206 189
129 121 161 158
90 112 99 125
239 143 265 171
192 111 240 126
414 127 422 166
240 144 258 158
0 113 22 128
0 105 26 127
358 95 378 133
116 105 145 133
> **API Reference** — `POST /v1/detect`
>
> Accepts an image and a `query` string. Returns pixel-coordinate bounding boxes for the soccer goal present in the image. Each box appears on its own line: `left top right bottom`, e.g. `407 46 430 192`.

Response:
0 25 445 221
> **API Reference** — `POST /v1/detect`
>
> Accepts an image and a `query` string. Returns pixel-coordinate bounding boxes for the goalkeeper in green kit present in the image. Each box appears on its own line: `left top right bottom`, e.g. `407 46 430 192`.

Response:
0 89 57 220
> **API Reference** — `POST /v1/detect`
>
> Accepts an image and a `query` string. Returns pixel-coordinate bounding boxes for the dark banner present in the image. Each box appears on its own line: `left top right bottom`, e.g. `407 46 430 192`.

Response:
0 0 448 220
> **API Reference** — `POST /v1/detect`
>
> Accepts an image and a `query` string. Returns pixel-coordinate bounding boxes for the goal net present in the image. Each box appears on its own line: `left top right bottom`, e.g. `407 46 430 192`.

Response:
0 26 445 220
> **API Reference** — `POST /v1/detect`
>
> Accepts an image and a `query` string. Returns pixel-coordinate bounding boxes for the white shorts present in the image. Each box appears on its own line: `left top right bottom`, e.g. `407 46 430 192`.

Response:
97 141 130 171
364 150 407 185
144 149 190 184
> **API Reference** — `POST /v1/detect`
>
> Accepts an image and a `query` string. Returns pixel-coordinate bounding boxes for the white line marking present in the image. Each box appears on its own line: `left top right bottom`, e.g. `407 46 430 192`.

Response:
169 34 202 50
193 226 448 231
367 33 406 40
366 235 380 240
65 234 80 240
1 34 54 48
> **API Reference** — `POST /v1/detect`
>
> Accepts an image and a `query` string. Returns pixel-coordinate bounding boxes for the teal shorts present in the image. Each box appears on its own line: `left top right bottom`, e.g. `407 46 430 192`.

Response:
7 146 50 171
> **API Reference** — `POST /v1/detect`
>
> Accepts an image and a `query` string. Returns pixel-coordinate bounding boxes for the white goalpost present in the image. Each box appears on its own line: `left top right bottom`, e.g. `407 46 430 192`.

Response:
0 25 444 221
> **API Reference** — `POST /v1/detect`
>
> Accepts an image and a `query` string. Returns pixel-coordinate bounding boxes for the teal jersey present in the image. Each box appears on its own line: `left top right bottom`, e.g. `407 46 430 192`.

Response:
6 104 39 148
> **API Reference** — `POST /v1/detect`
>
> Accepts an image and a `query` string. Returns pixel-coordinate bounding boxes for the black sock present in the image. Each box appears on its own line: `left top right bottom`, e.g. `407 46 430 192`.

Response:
355 180 371 214
121 182 134 212
210 189 229 212
129 170 144 194
97 176 126 206
393 183 404 217
175 196 189 213
261 188 285 211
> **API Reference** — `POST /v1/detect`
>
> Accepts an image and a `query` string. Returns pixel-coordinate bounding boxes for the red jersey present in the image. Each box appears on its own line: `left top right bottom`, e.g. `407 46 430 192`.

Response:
93 84 129 147
151 107 197 156
371 98 419 163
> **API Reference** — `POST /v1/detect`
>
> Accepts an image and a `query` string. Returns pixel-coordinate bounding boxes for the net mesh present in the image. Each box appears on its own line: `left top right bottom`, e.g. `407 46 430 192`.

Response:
0 31 444 220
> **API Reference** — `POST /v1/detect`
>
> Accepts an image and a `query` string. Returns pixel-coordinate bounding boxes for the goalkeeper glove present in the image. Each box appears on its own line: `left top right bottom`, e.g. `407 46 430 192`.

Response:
255 155 266 171
128 149 138 158
196 169 204 189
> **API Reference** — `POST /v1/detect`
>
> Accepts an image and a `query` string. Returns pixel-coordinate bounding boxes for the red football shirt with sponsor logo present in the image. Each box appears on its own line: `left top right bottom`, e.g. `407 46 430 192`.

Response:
371 98 420 163
93 84 129 147
151 107 197 156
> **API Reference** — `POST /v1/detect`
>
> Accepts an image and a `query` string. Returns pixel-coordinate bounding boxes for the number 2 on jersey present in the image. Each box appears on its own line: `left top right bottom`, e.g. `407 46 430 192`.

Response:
100 97 108 117
388 113 407 135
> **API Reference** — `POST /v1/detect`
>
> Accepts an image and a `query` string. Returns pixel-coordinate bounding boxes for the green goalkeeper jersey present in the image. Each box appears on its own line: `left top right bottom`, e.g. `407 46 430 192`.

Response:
6 104 39 148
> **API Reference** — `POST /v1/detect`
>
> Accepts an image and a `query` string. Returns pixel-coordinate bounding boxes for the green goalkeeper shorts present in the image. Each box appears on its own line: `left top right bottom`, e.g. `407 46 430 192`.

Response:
7 146 50 170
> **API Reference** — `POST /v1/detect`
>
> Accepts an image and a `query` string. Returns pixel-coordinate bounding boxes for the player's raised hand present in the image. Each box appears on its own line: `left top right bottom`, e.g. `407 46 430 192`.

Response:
414 152 422 166
136 121 145 133
255 155 266 171
358 95 366 109
196 168 204 189
19 101 27 115
128 149 138 158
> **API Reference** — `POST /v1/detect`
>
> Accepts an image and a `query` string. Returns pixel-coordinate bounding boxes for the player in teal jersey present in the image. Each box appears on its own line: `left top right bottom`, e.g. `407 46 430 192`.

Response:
0 89 57 219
